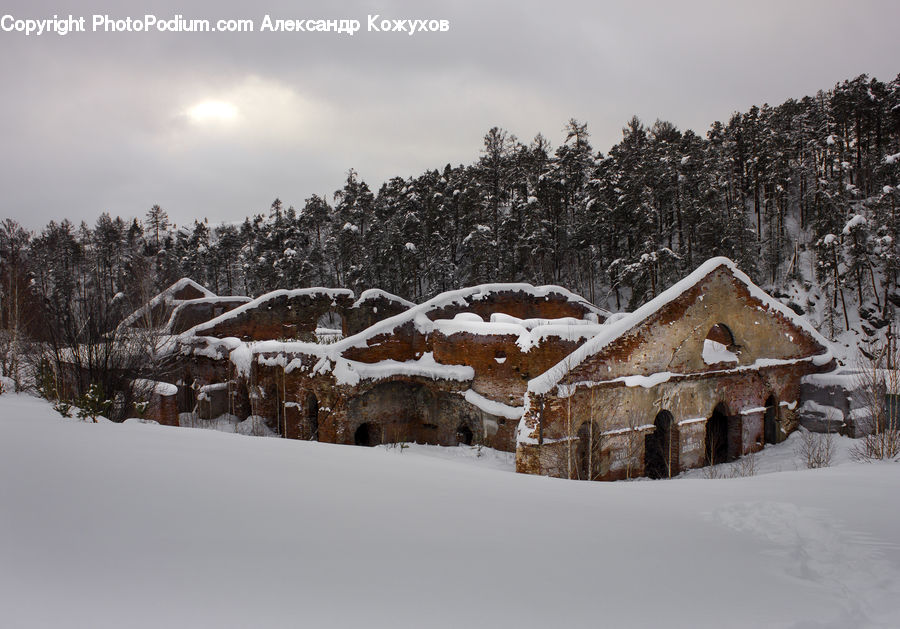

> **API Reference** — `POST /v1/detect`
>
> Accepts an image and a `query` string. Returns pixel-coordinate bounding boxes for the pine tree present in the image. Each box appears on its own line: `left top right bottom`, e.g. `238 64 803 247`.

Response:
145 205 169 253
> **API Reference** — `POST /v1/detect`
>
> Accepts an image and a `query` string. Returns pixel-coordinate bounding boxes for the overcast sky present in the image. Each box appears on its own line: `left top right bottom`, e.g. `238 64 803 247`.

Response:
1 0 898 229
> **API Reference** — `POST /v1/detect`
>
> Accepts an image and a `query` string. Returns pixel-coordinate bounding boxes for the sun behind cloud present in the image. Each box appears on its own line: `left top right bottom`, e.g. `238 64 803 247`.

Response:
187 100 239 123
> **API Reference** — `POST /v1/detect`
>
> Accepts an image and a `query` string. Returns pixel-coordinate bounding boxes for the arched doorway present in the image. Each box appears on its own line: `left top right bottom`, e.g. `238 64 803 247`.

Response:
576 421 603 481
346 381 435 446
456 423 474 446
706 404 730 466
764 395 778 445
645 410 678 479
306 392 319 441
354 422 377 447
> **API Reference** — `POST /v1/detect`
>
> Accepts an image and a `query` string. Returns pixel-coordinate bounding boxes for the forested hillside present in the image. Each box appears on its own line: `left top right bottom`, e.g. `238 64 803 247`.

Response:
2 73 899 356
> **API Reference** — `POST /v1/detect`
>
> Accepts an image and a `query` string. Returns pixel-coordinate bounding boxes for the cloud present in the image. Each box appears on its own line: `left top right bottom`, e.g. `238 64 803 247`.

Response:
1 0 898 228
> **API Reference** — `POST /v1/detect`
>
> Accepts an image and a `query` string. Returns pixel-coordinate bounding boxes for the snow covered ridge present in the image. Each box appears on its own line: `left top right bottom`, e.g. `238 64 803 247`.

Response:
325 282 608 353
183 287 355 337
464 389 523 420
433 312 606 352
163 296 253 332
352 288 415 309
528 257 833 396
185 336 477 387
177 282 604 351
327 352 475 387
241 283 602 381
118 277 215 329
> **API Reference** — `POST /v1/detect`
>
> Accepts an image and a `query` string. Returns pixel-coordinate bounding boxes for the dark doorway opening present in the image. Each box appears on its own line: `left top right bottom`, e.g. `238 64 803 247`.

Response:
306 393 319 441
576 421 603 481
354 422 377 447
764 395 778 445
456 423 474 446
706 404 730 466
645 410 677 479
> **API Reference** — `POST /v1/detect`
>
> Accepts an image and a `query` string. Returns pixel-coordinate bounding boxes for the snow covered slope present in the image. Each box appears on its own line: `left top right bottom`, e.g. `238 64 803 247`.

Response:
1 393 899 629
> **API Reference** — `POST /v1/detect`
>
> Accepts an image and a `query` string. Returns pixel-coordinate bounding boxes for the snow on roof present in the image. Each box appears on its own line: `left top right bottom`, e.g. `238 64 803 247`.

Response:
433 314 605 352
165 278 216 299
434 318 532 347
489 313 599 328
183 287 355 337
528 257 833 396
326 352 473 387
163 296 252 331
332 282 608 354
172 296 250 307
182 335 246 362
182 336 327 377
119 278 215 329
131 378 178 397
803 369 900 394
179 282 606 386
353 289 415 309
464 389 523 420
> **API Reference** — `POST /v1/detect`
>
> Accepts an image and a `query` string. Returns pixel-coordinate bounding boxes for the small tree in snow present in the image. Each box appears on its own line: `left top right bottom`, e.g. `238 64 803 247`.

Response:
796 428 835 469
75 383 111 423
853 336 900 461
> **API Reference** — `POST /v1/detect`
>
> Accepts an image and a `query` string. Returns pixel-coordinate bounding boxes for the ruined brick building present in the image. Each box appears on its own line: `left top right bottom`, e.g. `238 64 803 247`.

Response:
122 257 834 480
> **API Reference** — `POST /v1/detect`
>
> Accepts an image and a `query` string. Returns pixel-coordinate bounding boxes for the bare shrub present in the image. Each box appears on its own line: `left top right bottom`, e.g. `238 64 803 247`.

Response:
703 452 757 479
728 451 758 478
702 463 723 479
852 338 900 461
795 428 835 469
851 423 900 462
552 381 611 481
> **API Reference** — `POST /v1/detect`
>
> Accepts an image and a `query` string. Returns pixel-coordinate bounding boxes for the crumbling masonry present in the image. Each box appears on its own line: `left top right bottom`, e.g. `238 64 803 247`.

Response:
122 257 834 480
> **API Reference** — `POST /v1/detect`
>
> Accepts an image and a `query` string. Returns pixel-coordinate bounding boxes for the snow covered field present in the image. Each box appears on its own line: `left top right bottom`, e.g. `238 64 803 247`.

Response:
2 392 899 628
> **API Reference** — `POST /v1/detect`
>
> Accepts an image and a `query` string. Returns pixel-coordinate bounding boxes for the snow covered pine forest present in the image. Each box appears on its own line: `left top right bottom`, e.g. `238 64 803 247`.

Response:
2 73 900 363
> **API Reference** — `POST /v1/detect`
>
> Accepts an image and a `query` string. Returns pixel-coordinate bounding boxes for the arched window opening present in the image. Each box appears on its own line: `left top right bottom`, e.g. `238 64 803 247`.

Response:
306 392 319 441
576 421 603 481
703 323 740 365
764 395 779 445
645 410 678 479
316 311 344 341
354 422 377 447
456 423 474 446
